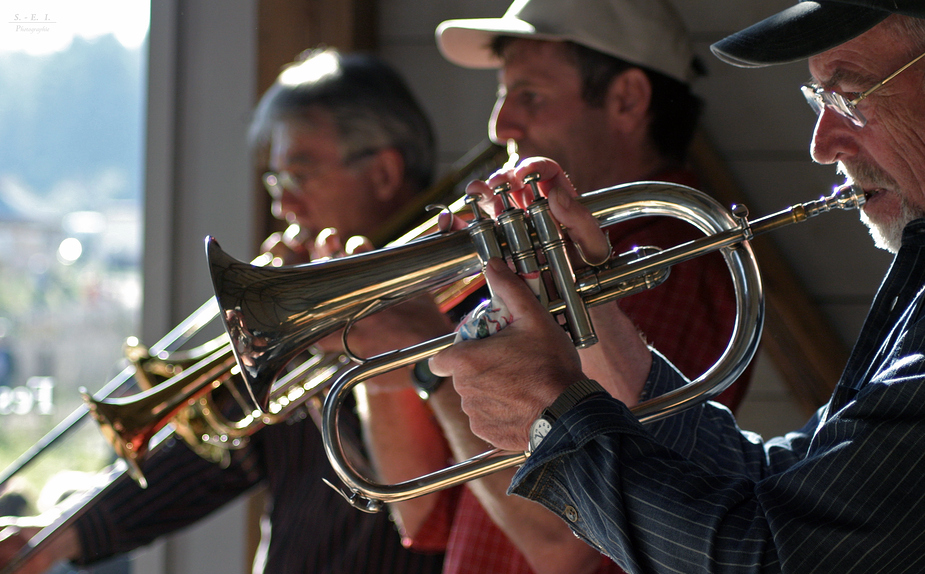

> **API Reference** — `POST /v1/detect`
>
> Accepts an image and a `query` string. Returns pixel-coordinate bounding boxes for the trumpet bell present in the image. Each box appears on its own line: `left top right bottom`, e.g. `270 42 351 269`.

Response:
205 230 484 411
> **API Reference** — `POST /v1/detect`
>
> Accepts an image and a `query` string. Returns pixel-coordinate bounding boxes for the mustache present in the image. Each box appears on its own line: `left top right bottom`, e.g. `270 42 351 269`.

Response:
836 160 897 190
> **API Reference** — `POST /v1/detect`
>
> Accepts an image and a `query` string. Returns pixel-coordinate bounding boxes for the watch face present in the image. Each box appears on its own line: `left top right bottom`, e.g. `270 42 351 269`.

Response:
529 418 553 451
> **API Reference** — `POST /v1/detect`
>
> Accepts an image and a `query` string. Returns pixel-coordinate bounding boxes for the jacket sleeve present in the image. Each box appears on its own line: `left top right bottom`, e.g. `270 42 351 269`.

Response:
73 436 264 565
509 350 925 573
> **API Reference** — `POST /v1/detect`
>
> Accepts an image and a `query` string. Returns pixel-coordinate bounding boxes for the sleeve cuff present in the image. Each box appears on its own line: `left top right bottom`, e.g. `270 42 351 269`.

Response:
510 351 688 497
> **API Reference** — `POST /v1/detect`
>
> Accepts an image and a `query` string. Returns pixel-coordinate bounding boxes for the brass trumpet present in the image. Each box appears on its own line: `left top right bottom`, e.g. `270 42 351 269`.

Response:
85 335 355 487
206 179 864 512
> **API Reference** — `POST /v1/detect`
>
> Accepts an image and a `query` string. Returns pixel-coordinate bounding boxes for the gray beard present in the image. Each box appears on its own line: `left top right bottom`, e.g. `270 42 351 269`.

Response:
860 199 923 253
837 161 922 253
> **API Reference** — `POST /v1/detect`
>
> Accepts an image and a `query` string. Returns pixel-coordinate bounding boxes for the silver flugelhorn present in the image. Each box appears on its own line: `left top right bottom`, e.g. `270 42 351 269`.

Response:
206 179 864 512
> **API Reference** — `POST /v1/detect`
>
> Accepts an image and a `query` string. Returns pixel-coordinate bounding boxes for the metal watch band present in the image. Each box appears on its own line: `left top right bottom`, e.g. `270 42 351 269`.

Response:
543 379 607 422
529 379 607 453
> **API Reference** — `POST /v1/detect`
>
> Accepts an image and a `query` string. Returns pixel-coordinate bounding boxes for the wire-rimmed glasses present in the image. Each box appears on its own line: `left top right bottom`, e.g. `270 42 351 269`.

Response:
801 51 925 128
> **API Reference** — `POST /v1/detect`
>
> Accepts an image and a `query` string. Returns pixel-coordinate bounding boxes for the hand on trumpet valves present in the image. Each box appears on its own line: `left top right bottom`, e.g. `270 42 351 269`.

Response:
310 227 352 260
429 257 583 451
467 157 613 266
430 158 651 452
260 223 312 265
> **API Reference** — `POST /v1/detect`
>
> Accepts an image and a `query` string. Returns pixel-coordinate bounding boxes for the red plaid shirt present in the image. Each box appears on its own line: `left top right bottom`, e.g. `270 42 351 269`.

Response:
411 171 753 573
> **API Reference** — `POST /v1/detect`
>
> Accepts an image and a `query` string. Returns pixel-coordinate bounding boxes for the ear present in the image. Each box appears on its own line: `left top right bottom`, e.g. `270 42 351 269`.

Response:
367 147 406 202
605 68 652 135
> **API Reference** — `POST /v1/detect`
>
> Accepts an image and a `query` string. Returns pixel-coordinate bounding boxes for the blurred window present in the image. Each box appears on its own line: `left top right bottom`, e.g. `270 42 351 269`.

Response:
0 0 150 527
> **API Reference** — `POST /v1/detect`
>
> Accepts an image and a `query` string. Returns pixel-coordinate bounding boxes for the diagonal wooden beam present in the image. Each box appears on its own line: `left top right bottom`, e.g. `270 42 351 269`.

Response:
689 129 848 415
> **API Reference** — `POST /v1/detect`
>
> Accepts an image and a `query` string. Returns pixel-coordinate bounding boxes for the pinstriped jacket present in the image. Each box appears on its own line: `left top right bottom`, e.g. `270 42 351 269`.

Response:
511 219 925 573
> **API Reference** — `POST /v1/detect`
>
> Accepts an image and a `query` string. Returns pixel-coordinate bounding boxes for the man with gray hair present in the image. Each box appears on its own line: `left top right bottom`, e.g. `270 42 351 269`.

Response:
432 2 925 572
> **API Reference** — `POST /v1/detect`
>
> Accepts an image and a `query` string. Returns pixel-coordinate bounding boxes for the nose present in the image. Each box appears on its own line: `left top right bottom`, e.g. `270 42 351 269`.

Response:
810 108 860 165
489 93 523 145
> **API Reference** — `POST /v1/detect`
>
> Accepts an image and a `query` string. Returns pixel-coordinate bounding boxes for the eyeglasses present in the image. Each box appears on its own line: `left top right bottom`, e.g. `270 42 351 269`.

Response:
801 51 925 128
263 148 380 197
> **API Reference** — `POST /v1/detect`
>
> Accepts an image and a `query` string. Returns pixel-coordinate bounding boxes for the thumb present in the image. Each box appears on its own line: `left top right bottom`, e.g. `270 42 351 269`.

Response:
483 258 556 329
313 227 343 259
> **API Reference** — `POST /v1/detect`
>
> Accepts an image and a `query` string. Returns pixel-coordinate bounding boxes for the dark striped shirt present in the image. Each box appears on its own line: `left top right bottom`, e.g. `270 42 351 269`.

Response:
74 406 444 573
511 219 925 573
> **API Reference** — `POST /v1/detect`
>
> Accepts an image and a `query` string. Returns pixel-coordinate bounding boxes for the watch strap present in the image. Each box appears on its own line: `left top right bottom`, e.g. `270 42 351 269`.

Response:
543 379 607 422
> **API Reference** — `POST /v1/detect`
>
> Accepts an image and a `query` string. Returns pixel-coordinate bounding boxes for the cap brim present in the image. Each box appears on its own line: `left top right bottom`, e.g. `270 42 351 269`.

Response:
436 18 566 69
711 2 889 68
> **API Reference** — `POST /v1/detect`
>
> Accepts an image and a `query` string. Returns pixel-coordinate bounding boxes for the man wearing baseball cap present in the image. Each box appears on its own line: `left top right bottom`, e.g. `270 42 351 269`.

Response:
381 1 753 573
430 2 925 572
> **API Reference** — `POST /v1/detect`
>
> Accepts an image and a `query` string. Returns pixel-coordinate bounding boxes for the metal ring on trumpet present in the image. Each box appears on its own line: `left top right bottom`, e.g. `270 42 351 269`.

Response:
574 233 613 267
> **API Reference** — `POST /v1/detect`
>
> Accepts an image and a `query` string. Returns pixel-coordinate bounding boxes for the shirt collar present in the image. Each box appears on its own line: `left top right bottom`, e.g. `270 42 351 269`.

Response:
902 218 925 247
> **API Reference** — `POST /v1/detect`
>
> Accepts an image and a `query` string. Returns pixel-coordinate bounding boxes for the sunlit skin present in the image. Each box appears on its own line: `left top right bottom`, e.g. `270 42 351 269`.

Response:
489 39 669 193
808 16 925 252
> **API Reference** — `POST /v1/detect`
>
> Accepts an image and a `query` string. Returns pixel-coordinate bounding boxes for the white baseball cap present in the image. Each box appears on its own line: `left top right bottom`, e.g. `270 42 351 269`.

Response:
436 0 698 84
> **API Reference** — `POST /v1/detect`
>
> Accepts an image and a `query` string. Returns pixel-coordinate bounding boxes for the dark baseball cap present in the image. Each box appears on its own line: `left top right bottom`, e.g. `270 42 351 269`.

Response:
711 0 925 68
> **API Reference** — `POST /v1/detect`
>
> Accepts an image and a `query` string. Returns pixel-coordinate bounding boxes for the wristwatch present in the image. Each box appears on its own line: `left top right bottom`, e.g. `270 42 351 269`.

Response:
410 359 446 400
528 379 606 452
